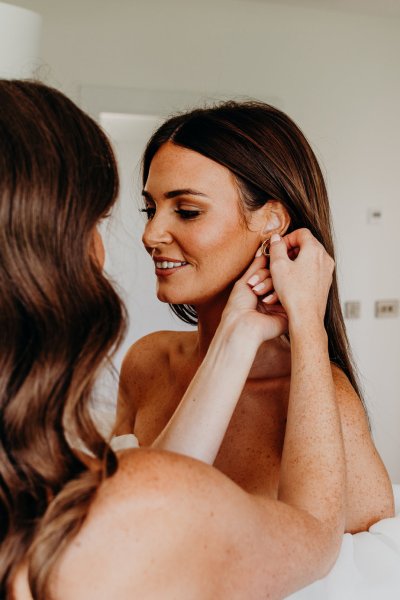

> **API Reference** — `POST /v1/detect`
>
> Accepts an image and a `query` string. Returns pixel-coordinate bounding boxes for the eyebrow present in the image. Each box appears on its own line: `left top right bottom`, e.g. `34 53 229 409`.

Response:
142 188 210 200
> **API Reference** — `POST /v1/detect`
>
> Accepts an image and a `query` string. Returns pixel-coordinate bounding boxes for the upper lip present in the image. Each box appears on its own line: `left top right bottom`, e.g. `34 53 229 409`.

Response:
153 256 187 263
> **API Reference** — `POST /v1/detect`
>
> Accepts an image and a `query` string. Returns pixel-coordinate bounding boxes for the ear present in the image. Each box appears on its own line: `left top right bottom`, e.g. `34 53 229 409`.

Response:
260 200 290 240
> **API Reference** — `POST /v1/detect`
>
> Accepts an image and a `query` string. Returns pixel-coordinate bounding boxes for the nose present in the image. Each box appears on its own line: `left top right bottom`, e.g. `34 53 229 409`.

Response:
142 211 174 254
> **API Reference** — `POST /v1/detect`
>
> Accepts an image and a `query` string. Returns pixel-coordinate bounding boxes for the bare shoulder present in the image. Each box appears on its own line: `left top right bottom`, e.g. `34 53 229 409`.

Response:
117 330 196 432
51 449 257 600
330 364 394 531
121 331 178 380
121 330 196 386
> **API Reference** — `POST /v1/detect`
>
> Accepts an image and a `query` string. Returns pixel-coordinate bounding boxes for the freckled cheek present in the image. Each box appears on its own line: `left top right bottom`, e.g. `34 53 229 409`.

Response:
189 225 252 277
186 227 236 262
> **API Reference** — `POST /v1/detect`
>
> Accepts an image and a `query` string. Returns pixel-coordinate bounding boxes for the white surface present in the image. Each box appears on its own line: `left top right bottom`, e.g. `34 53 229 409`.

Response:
0 2 41 78
19 0 400 483
287 484 400 599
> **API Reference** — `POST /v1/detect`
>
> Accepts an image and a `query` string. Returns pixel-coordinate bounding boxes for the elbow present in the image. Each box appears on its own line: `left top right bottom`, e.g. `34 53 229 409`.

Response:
311 514 345 579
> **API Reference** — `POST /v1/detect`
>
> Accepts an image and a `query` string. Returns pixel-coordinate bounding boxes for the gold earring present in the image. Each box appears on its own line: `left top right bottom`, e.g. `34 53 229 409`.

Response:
261 238 270 257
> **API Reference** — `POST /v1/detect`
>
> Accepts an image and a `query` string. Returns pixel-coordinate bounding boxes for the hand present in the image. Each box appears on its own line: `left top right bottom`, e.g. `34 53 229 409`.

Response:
265 229 335 326
220 252 288 345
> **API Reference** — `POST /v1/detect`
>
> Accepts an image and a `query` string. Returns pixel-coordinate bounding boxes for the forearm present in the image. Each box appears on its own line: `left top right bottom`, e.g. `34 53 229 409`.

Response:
152 320 259 463
278 318 346 535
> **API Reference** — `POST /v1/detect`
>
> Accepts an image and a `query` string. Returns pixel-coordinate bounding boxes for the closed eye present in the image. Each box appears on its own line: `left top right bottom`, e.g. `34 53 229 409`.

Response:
174 209 201 220
139 207 201 221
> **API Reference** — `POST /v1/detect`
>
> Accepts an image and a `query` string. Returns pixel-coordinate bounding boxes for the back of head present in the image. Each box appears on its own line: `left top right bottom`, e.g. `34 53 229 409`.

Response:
0 80 125 597
143 101 364 411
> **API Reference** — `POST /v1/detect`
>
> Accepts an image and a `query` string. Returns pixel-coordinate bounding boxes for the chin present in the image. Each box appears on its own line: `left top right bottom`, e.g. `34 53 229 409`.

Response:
156 278 234 305
156 288 184 304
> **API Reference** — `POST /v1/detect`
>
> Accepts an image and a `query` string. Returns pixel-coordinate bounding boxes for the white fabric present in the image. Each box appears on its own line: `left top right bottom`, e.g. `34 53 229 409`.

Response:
110 433 139 451
287 485 400 599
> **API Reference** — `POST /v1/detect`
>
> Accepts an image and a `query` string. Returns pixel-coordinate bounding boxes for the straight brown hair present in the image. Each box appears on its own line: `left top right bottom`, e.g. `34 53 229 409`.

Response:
0 80 126 598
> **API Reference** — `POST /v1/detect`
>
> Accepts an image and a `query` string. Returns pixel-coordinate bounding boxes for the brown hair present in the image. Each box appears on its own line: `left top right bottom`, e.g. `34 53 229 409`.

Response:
142 101 365 411
0 80 126 597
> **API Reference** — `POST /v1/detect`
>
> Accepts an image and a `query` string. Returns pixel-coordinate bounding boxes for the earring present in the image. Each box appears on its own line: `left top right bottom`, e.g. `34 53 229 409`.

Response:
261 238 270 257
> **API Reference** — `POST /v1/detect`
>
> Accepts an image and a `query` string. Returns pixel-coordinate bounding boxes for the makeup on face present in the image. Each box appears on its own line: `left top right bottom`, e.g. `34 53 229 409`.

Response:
140 142 262 305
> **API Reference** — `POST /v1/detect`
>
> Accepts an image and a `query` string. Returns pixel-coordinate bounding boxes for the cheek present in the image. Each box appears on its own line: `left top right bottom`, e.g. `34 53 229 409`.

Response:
192 222 257 278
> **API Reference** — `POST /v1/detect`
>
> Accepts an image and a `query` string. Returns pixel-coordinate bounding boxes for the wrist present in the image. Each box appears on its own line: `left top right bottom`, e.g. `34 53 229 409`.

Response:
288 316 327 342
217 313 262 352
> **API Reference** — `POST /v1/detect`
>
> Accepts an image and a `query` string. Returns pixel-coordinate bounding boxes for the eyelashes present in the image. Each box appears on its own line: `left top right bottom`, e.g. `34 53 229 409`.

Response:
139 208 201 221
175 209 201 220
139 208 156 220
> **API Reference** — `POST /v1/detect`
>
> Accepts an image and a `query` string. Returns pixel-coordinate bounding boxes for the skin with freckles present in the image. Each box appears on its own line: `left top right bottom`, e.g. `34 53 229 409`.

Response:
118 141 394 533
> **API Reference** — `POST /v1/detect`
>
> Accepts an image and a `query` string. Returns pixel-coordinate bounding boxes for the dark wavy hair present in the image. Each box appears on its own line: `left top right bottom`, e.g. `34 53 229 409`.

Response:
142 101 365 411
0 80 126 598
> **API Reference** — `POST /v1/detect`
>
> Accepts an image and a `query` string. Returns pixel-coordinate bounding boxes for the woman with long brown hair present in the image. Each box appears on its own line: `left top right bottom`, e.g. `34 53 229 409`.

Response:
0 80 363 599
117 101 394 533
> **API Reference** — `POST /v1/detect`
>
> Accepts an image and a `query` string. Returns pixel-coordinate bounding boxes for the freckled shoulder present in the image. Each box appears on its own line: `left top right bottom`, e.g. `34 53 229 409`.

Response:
116 330 196 432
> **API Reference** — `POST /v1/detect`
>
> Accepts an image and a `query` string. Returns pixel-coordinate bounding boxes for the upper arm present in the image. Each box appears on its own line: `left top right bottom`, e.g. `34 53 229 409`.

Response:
332 366 394 532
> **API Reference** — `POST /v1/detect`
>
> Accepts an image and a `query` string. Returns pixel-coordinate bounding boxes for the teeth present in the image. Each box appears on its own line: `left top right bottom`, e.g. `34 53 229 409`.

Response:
155 261 187 269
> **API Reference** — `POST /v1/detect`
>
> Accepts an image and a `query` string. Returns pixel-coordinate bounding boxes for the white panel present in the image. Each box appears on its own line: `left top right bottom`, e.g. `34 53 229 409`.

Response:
0 2 41 78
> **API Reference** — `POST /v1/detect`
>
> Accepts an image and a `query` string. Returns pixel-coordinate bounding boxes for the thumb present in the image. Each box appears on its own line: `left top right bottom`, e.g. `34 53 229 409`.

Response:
269 233 288 262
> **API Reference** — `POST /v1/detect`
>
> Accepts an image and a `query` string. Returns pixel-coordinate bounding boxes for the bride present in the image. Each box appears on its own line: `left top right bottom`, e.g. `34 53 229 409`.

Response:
117 100 394 533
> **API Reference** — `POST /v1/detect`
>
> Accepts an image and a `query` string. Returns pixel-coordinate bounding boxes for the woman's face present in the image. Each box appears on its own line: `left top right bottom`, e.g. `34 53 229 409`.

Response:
142 142 265 306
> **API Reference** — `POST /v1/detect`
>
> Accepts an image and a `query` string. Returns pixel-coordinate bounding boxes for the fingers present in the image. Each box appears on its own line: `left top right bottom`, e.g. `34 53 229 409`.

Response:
262 290 279 305
239 251 267 283
268 233 289 262
246 268 273 296
269 229 328 264
280 228 314 253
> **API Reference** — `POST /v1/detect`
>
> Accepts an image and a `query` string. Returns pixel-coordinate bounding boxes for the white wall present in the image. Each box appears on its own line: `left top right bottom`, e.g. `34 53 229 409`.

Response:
0 2 41 77
15 0 400 481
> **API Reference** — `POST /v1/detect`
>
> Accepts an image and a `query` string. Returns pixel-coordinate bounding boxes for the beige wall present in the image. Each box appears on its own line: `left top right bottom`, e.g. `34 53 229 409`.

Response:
15 0 400 481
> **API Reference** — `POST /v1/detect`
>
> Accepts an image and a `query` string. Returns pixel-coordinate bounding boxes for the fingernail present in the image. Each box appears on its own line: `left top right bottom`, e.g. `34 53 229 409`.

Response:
270 233 281 244
247 275 260 286
262 293 275 304
253 281 266 292
255 247 263 257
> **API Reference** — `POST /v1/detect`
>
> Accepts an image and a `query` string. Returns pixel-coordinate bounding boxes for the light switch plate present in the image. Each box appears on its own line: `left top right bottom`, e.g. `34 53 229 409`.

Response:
375 300 399 318
344 301 361 319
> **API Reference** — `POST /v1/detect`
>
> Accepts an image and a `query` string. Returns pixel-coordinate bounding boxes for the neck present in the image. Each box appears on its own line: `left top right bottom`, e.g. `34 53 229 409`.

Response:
193 291 291 380
195 289 231 359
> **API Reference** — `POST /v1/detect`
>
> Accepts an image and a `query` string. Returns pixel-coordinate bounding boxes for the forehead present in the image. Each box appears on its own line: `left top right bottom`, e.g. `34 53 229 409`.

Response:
145 141 237 194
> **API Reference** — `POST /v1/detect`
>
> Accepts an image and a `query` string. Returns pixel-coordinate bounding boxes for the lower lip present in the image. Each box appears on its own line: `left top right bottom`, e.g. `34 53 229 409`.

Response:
155 264 188 277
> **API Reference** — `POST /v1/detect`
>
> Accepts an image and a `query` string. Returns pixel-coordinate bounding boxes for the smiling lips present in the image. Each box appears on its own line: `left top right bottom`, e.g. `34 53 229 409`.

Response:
153 257 188 275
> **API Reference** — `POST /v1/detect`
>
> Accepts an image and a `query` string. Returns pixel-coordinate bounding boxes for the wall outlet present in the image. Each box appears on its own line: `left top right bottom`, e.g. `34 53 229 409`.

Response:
344 301 361 319
375 300 399 318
